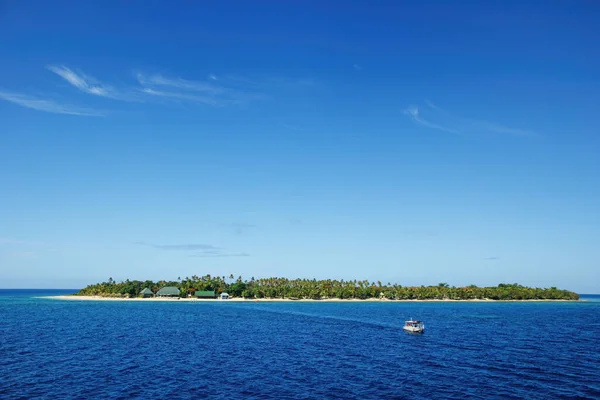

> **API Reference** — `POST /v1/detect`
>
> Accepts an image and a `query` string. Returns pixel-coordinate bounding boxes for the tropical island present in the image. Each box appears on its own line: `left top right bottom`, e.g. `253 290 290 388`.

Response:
71 275 580 301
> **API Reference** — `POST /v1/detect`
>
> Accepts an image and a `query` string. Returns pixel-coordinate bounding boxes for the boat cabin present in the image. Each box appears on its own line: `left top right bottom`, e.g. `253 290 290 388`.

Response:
403 319 425 333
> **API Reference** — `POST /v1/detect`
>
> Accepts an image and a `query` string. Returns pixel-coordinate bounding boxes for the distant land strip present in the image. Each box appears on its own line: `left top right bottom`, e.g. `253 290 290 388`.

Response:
74 275 580 301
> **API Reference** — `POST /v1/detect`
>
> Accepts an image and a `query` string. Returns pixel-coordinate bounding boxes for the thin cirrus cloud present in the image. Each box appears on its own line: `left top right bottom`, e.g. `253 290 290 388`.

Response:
139 88 217 106
189 252 250 258
203 220 257 235
0 90 104 116
135 241 249 257
136 72 267 106
472 121 536 137
404 101 538 137
404 106 460 134
227 222 256 235
46 65 256 106
135 241 220 251
47 65 118 98
47 65 229 105
3 65 311 116
137 73 225 95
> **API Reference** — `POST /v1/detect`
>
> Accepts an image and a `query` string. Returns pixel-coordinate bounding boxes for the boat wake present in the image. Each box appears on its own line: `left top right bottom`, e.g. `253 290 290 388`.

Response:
233 305 401 330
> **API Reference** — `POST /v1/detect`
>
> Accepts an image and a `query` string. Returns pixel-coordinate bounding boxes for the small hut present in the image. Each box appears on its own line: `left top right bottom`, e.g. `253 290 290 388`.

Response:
219 292 230 300
195 290 216 299
156 287 180 297
140 288 154 298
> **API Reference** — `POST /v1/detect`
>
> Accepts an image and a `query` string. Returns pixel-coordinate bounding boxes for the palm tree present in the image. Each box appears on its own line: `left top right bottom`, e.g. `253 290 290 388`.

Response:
75 275 579 301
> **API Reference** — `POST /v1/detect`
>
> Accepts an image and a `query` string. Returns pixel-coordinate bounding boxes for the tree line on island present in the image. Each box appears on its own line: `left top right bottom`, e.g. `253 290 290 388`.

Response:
77 274 580 300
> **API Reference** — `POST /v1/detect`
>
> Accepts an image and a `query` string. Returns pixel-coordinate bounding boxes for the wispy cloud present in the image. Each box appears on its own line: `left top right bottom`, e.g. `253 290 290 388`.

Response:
45 66 268 106
135 242 220 251
204 220 257 235
404 101 537 137
47 65 117 98
139 88 217 105
137 72 267 106
424 99 439 110
403 106 460 134
137 73 224 95
472 122 535 137
136 241 248 257
227 222 256 235
0 90 104 116
189 252 250 258
9 65 313 116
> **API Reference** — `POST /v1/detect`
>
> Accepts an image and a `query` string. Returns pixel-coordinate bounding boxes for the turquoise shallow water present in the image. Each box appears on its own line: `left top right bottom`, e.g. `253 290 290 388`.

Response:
1 290 599 399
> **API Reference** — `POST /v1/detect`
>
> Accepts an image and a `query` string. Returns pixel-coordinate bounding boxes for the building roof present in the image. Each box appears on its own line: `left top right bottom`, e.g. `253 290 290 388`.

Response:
156 286 180 296
195 290 216 297
140 288 154 295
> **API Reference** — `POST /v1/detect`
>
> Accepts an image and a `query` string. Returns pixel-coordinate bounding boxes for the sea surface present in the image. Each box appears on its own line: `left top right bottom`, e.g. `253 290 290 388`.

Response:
1 290 599 399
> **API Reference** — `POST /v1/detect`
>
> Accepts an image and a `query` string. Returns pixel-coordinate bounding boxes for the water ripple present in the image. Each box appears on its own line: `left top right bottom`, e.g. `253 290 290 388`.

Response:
0 296 598 399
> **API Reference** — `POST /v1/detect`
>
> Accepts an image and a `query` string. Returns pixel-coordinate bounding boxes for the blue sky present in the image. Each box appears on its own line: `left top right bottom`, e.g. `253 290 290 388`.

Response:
1 1 599 292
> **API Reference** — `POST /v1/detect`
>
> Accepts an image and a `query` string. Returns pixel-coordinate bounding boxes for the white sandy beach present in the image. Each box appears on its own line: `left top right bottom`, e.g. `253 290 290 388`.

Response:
45 296 577 302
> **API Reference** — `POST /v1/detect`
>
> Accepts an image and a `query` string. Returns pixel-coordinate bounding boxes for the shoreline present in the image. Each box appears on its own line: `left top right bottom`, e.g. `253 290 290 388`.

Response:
44 295 581 303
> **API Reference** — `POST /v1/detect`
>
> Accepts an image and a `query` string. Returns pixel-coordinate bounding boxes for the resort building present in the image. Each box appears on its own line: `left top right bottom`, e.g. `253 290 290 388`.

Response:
156 287 180 297
220 292 230 300
195 290 216 299
140 288 154 297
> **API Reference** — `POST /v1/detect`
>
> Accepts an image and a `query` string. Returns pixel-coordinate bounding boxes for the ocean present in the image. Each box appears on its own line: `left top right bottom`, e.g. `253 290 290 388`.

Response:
1 290 599 399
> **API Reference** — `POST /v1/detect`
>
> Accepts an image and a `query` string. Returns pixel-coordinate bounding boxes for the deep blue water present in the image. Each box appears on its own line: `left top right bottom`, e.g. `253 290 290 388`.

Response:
1 291 599 399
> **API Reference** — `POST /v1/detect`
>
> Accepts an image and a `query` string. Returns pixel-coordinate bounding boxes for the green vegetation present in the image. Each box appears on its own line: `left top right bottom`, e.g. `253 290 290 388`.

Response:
77 275 579 300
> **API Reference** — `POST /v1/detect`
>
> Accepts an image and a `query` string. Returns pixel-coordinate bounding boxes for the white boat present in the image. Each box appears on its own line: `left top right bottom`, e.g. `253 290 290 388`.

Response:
403 318 424 333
